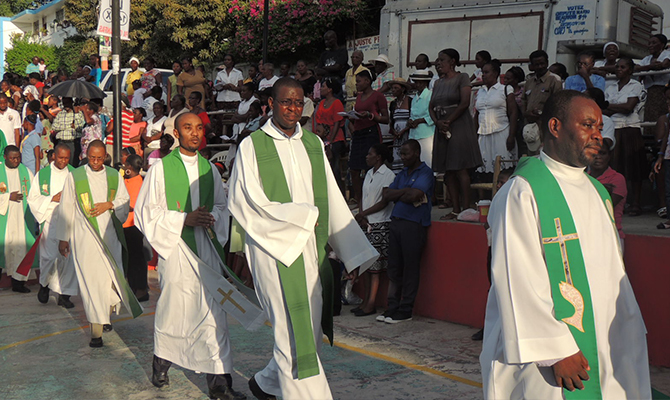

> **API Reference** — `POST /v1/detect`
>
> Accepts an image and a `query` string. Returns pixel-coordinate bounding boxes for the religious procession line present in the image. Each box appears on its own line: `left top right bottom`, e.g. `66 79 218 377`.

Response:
0 309 483 389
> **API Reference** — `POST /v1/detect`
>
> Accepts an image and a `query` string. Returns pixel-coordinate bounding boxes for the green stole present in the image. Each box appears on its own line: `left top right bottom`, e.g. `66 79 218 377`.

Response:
161 148 235 265
250 128 332 379
71 165 142 318
513 157 616 400
0 163 37 268
38 164 75 195
0 131 7 158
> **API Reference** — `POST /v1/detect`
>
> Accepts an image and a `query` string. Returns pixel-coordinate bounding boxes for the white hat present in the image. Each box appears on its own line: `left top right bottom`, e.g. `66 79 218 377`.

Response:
129 56 140 65
602 42 619 57
368 54 393 68
523 123 542 152
409 70 433 82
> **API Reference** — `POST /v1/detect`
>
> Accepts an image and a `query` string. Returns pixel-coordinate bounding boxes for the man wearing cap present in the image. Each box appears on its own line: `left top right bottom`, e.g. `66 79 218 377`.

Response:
407 70 435 168
126 57 144 97
318 31 349 79
481 90 650 399
370 54 395 94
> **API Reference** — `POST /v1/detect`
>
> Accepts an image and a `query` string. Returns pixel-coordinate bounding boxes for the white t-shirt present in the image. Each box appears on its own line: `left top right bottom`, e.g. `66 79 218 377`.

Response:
142 96 159 121
475 82 511 135
233 97 259 137
602 115 616 149
0 108 21 146
145 115 167 150
258 76 279 91
639 49 670 88
361 164 396 223
214 68 244 102
605 79 645 128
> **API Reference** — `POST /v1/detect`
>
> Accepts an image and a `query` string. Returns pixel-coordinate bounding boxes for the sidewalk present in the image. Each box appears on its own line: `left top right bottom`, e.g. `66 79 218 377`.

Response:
0 270 668 399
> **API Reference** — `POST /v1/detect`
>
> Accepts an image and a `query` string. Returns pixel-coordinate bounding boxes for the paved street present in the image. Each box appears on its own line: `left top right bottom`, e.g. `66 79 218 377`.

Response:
1 270 669 399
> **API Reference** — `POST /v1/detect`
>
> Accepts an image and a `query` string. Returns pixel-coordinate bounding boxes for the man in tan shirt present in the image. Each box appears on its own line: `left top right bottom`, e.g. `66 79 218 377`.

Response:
522 50 563 123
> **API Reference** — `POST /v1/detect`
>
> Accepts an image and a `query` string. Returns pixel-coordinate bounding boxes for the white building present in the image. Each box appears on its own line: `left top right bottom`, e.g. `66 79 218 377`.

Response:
1 0 77 76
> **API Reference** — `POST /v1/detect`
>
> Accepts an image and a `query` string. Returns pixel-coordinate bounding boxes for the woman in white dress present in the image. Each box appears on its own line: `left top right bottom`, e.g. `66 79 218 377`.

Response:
474 60 518 175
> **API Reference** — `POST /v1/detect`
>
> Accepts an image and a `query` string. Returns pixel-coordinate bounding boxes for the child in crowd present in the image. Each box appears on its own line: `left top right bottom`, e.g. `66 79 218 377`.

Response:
589 145 627 246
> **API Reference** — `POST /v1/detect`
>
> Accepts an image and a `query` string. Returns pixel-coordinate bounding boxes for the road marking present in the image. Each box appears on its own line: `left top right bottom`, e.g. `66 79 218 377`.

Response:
0 312 155 352
329 339 483 388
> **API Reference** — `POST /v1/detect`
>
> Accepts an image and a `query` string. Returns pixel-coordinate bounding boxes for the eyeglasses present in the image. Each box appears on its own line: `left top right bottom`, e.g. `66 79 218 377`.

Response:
277 99 305 108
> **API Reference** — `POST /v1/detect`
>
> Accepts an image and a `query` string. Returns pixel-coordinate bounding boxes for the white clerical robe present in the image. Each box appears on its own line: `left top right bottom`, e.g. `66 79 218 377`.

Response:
480 152 650 399
27 163 78 296
228 121 379 400
55 165 129 324
135 153 233 374
0 164 34 281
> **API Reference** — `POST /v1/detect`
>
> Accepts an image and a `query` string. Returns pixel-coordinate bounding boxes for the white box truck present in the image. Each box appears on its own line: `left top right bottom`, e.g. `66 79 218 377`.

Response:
379 0 663 77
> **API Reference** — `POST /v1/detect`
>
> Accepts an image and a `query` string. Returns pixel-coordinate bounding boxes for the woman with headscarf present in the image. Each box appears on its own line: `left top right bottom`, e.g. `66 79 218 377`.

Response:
604 57 646 216
126 57 143 97
593 42 620 91
430 48 482 219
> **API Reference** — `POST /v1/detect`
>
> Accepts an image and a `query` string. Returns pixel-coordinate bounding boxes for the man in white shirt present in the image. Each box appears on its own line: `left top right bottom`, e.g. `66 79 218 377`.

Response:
481 90 650 399
0 94 21 147
258 63 279 91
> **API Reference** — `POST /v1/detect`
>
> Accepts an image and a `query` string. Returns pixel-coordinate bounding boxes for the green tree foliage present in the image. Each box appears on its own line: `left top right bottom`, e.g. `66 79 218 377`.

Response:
0 0 35 18
64 0 234 67
54 35 98 74
4 34 57 74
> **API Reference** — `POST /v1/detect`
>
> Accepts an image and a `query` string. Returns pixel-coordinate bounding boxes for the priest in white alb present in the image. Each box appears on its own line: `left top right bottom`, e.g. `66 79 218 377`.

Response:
0 145 37 293
228 78 379 400
28 143 78 308
56 140 140 348
135 112 252 400
480 90 650 399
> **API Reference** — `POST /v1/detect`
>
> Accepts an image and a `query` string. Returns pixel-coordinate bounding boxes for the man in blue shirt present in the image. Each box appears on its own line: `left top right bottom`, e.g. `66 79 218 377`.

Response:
378 139 434 323
25 57 40 75
564 51 606 92
87 54 102 87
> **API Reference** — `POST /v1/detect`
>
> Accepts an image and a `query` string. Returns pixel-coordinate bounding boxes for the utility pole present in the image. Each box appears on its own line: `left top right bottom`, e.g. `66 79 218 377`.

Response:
262 0 269 64
111 0 122 164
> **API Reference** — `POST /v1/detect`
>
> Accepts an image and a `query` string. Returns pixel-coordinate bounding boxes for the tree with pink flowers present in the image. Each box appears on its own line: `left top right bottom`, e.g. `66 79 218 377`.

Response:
227 0 362 62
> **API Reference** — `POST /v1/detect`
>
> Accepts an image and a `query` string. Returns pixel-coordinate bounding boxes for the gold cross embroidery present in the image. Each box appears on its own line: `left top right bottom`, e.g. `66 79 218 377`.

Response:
542 218 585 332
218 288 246 314
542 218 579 284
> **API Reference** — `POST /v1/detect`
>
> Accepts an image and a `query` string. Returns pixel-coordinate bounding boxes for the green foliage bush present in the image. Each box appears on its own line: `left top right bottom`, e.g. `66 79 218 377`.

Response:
5 34 97 76
5 34 57 74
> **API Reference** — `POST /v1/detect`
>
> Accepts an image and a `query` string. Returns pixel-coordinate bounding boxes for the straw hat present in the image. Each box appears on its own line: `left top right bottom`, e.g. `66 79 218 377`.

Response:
409 70 433 82
387 77 412 91
368 54 394 68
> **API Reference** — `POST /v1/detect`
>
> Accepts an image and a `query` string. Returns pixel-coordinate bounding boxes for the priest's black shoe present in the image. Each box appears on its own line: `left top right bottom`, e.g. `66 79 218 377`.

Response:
152 370 169 388
209 385 247 400
471 328 484 341
103 324 113 332
58 295 74 309
11 278 31 293
248 376 276 400
89 337 103 348
38 285 50 303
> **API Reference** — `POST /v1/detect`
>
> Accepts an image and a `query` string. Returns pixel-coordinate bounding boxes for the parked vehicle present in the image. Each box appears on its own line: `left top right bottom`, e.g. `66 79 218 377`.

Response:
99 68 173 110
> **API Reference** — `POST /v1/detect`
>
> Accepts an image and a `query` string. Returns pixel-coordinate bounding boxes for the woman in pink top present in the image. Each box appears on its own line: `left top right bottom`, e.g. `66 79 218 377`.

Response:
589 144 627 244
129 107 147 157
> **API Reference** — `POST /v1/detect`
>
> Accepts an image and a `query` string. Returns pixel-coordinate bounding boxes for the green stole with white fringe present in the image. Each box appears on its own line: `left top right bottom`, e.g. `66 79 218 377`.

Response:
0 163 37 268
250 128 332 379
513 156 618 400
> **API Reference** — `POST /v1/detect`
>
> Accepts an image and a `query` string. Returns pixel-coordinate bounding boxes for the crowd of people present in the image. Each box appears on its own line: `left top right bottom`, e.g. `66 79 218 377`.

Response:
1 27 670 400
